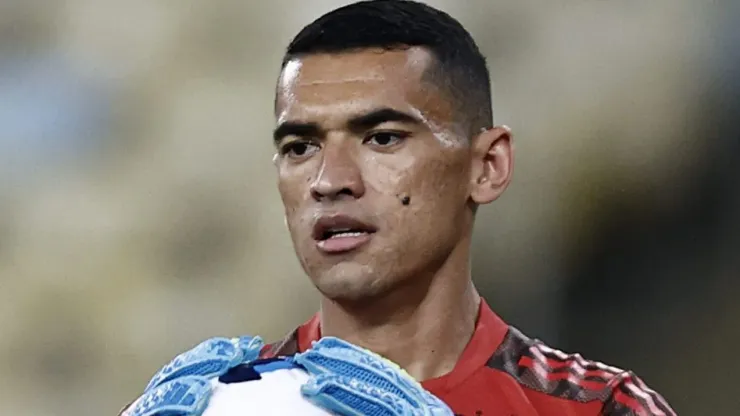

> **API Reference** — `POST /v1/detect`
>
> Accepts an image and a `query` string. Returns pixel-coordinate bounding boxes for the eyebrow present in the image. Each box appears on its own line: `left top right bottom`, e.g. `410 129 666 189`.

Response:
273 107 421 145
273 121 321 144
346 107 422 131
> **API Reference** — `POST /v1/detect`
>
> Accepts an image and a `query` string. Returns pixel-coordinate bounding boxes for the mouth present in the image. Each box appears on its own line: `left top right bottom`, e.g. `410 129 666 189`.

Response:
312 215 377 254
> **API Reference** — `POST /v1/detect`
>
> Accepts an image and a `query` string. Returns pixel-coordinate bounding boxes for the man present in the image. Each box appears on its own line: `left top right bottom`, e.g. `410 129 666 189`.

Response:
126 1 676 415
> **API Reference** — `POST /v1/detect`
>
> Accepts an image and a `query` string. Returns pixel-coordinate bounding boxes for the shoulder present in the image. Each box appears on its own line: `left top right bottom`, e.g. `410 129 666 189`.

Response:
487 327 676 415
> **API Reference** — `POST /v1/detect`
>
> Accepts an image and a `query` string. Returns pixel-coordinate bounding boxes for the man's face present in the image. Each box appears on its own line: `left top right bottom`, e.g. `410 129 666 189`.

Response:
274 47 475 301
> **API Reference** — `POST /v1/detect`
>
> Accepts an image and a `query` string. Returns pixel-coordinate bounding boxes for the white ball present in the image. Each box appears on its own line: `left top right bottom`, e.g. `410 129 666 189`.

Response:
202 358 333 416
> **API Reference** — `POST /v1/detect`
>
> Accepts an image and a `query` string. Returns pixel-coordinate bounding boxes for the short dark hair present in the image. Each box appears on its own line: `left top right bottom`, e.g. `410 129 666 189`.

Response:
281 0 493 136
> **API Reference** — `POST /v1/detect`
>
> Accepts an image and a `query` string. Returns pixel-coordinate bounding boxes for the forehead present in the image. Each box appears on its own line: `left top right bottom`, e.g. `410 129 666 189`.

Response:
275 47 452 123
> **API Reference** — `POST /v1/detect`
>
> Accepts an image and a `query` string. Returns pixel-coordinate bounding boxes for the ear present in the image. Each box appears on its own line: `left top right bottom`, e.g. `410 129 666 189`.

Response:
469 125 514 205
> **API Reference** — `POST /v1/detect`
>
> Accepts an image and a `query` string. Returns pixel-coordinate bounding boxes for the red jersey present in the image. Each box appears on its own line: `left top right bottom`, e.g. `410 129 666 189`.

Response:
261 300 676 416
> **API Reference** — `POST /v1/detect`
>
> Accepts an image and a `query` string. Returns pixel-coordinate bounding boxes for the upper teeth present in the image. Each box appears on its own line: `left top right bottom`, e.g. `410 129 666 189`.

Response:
328 230 365 238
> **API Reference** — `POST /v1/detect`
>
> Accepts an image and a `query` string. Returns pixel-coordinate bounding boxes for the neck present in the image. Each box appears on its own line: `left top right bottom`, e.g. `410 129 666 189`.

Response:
318 241 480 381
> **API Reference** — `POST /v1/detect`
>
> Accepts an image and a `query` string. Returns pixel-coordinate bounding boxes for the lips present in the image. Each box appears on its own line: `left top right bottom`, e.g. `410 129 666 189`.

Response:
312 215 377 253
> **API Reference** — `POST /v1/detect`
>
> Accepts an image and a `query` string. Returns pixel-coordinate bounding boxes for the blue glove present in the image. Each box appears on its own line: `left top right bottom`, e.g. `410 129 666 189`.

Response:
123 336 263 416
294 337 453 416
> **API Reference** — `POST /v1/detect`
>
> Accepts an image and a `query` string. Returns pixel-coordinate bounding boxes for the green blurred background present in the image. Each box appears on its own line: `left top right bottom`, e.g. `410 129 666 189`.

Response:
0 1 737 414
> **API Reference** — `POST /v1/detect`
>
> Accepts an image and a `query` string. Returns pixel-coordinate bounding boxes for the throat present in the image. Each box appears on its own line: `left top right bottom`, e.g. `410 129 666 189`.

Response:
319 282 480 381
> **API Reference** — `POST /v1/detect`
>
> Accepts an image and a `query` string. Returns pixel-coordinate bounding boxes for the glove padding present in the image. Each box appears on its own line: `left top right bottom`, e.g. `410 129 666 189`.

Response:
295 337 453 416
124 336 263 416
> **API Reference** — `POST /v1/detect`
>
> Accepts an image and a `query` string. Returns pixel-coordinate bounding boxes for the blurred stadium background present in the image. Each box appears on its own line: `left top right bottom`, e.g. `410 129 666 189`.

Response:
1 0 737 414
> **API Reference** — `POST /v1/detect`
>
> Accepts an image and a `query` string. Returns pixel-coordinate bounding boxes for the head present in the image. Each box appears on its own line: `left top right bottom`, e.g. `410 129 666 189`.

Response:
274 0 513 302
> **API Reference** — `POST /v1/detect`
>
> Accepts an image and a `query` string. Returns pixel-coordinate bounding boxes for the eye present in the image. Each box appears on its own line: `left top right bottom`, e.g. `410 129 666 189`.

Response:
280 141 320 158
364 131 408 147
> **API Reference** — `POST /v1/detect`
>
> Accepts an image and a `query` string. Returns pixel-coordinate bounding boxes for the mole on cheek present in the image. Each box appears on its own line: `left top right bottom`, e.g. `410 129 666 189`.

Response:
401 195 411 206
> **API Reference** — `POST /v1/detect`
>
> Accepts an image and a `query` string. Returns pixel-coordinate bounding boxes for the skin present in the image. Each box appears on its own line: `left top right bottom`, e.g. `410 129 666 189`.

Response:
274 46 514 381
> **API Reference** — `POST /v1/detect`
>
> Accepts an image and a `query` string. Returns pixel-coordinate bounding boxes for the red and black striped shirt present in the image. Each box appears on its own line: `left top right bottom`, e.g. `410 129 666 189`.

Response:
261 300 676 416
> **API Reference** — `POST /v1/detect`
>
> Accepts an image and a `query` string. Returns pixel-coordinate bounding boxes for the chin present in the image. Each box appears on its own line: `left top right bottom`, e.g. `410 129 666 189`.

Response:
312 263 390 302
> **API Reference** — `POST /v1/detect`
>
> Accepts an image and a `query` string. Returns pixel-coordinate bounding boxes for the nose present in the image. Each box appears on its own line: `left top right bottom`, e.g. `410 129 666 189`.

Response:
310 142 365 202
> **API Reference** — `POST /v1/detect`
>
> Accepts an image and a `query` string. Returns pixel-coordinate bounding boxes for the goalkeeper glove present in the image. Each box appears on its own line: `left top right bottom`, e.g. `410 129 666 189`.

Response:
295 337 453 416
123 336 263 416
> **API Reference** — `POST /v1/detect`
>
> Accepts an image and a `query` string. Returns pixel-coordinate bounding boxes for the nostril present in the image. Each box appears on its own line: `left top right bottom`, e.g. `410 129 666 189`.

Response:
312 186 355 201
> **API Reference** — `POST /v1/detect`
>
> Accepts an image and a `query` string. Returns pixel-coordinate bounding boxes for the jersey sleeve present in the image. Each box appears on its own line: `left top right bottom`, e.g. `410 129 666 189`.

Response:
600 371 676 416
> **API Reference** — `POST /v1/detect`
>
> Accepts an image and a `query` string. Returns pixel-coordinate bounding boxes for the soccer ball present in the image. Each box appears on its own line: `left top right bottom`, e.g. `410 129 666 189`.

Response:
202 357 332 416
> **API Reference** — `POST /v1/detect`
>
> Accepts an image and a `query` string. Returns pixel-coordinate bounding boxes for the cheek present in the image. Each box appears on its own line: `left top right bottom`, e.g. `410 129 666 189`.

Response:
362 154 414 197
278 175 311 243
277 170 310 215
367 155 468 207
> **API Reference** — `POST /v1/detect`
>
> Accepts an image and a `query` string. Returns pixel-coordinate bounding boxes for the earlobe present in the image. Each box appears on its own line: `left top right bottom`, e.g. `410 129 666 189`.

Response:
469 125 514 205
